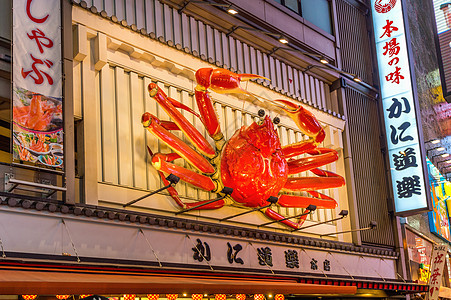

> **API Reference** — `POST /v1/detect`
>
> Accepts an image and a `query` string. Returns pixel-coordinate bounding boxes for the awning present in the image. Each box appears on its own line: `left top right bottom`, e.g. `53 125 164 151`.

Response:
0 269 357 295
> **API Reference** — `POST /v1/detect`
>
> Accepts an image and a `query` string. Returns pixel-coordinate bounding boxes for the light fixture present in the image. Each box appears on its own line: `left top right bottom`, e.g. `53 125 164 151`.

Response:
269 47 329 65
183 294 187 297
259 204 317 227
426 139 441 144
221 196 278 221
320 56 329 64
320 221 377 238
427 146 445 157
176 187 233 214
227 8 238 15
441 153 450 158
226 26 288 46
123 173 180 207
267 295 273 299
203 295 208 298
178 1 235 13
352 76 361 82
279 37 289 44
292 210 348 232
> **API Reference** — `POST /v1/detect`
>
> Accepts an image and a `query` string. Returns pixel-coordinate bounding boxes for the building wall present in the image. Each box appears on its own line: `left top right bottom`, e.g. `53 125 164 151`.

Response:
71 2 351 240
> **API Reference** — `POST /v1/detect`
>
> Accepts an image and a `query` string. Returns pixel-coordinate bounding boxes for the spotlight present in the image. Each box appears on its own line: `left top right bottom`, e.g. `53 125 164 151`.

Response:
431 139 441 144
320 57 328 64
353 76 361 82
442 153 450 158
227 8 238 14
279 37 289 44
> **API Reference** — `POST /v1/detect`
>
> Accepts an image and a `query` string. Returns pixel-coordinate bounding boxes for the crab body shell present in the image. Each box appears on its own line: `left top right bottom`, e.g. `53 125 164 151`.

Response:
221 116 288 207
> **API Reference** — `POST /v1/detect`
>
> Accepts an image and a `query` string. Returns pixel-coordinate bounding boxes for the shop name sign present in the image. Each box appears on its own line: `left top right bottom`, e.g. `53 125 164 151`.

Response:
371 0 429 215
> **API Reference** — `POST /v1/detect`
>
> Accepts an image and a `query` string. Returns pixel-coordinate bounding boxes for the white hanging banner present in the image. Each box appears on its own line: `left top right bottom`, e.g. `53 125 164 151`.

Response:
371 0 429 215
426 244 447 300
12 0 64 170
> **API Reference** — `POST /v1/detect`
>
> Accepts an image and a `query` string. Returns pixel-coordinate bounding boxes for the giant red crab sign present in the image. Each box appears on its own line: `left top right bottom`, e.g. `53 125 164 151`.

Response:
141 68 345 229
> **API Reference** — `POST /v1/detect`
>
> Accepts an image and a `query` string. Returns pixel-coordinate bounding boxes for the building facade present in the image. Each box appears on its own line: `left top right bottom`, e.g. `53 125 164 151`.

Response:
0 0 436 298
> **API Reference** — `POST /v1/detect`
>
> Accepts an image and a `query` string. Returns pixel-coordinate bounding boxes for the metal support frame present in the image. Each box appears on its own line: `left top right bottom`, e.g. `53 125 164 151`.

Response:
175 187 233 215
258 204 317 227
320 221 377 238
123 174 180 208
292 210 349 232
4 173 66 198
220 196 278 221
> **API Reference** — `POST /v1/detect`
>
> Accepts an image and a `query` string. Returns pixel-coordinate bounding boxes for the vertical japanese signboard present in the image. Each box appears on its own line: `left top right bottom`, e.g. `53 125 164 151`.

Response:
426 244 447 300
371 0 430 215
12 0 63 170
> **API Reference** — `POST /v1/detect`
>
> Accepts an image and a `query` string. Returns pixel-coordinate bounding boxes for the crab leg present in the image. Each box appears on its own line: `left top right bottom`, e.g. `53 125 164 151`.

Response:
283 170 345 191
195 68 267 139
142 112 215 174
278 192 337 209
151 153 216 191
287 148 338 174
148 83 216 158
264 208 313 229
147 148 223 210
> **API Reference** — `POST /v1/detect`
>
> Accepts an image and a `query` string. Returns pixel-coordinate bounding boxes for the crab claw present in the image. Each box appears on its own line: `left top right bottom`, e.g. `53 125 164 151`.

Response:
195 68 268 94
273 99 325 144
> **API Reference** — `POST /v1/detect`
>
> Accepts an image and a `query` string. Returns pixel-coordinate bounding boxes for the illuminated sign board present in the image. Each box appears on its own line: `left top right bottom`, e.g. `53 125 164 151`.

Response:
432 0 451 103
371 0 431 215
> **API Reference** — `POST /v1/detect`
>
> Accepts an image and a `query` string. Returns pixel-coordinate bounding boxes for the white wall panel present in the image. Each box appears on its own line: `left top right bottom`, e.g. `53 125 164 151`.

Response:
115 69 134 186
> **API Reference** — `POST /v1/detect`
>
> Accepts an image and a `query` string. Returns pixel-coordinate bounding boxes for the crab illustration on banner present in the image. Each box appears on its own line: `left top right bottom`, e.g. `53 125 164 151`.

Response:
142 68 344 229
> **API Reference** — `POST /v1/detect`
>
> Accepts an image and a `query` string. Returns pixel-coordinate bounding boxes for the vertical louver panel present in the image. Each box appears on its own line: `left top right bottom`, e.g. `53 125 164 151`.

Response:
344 88 394 246
336 0 374 85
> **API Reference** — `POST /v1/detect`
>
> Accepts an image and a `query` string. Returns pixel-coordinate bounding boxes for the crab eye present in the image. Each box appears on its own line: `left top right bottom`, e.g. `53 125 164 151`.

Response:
273 117 280 124
258 109 265 117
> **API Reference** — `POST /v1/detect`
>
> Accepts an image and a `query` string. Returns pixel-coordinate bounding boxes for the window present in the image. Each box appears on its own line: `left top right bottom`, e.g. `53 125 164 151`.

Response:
274 0 333 35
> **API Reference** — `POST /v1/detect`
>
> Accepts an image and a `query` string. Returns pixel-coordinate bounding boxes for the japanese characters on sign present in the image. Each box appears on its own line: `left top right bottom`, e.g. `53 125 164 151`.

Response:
12 0 63 170
371 0 428 214
426 245 447 300
192 239 333 273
